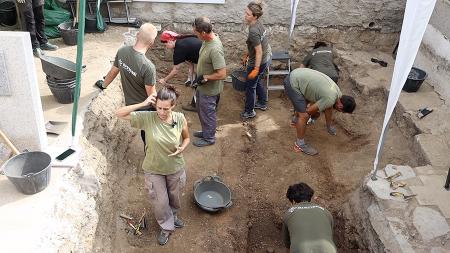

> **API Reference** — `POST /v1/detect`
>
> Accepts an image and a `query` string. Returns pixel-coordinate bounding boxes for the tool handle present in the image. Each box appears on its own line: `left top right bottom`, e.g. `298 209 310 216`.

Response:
0 129 20 155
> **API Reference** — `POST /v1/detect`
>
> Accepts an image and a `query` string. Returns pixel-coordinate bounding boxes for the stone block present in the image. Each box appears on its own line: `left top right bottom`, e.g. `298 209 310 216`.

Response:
367 203 404 253
388 219 416 253
0 32 47 151
414 165 448 176
366 170 411 202
413 207 450 242
385 164 416 180
398 91 443 113
413 105 450 135
415 134 450 168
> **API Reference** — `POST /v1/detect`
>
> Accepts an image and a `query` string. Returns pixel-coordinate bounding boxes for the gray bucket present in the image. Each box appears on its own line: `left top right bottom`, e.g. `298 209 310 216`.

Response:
0 151 52 195
193 176 232 212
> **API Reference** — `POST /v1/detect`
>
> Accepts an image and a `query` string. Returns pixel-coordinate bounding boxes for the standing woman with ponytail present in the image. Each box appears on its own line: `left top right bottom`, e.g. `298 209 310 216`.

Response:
116 85 190 246
240 1 272 119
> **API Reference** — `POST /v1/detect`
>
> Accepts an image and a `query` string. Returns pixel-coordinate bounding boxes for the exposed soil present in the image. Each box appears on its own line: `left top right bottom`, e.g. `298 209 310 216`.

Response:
63 26 420 252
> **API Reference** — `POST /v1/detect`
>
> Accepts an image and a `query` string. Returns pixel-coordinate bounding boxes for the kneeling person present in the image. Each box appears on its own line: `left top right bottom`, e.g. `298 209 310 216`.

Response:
284 68 356 155
283 182 336 253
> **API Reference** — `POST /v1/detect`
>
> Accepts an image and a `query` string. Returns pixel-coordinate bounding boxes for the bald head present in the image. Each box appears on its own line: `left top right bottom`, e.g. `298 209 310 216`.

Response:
137 23 157 45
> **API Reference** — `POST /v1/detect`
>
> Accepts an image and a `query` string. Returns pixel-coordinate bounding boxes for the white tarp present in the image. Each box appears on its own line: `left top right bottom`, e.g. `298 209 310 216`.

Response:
289 0 300 40
372 0 436 176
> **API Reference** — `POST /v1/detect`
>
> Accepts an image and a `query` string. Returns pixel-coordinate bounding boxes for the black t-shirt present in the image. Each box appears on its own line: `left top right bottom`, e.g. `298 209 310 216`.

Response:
173 37 202 65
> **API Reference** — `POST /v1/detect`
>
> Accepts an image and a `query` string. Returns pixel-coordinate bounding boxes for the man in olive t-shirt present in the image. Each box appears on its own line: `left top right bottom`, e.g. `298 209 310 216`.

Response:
96 23 158 143
191 17 227 147
283 182 337 253
284 68 356 155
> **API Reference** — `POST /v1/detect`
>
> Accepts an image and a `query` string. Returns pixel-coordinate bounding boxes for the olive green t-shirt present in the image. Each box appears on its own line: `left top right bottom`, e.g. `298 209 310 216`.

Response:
282 202 336 253
114 46 156 109
247 20 272 67
290 68 342 112
130 111 185 175
302 46 338 81
196 36 226 96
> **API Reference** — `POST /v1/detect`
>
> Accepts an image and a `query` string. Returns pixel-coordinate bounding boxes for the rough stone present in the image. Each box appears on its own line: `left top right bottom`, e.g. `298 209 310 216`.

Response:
413 207 450 242
413 105 450 135
414 165 448 176
431 247 450 253
385 164 416 180
367 203 404 253
414 134 450 168
366 170 411 202
398 91 443 114
410 175 450 218
388 219 416 253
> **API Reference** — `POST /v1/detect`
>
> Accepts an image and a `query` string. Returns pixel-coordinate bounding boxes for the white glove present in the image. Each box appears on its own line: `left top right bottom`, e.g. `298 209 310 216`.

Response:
17 0 25 4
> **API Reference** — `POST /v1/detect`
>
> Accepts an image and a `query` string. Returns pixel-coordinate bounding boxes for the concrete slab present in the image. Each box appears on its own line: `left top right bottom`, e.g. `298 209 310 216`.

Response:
415 134 450 168
398 91 443 113
413 105 450 135
413 206 450 242
414 165 448 176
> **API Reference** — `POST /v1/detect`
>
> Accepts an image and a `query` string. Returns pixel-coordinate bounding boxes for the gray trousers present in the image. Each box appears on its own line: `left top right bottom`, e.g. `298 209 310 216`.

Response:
144 169 186 232
196 90 220 142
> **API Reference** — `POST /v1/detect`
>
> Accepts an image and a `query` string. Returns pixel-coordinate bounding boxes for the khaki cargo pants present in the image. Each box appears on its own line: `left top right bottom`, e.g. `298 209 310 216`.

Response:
144 169 186 232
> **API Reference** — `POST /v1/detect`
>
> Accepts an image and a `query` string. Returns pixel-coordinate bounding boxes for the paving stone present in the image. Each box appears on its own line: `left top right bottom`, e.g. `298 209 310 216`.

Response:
388 219 416 253
385 164 416 180
413 207 450 242
367 203 404 253
415 134 450 168
367 170 410 202
398 91 443 113
414 165 448 176
409 175 450 218
413 105 450 135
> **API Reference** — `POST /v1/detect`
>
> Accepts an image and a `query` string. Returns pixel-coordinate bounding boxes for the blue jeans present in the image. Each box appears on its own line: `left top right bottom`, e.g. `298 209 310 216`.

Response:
244 62 268 113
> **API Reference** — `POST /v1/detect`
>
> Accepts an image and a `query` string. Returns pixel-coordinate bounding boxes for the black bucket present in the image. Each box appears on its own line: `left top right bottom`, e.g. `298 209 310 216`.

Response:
231 69 247 92
0 151 52 195
403 67 427 92
40 55 77 80
0 1 17 26
58 21 78 46
85 14 97 33
48 83 75 104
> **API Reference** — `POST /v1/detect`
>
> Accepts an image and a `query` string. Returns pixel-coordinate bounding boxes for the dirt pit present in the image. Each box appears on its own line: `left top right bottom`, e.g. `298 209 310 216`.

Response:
72 27 420 253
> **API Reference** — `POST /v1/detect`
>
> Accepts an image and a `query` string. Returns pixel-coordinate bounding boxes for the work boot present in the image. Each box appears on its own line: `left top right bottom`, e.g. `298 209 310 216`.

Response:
294 142 318 156
254 102 267 111
33 48 44 58
174 217 184 228
193 131 203 138
193 138 215 147
158 231 170 246
182 103 197 112
40 42 58 51
240 110 256 119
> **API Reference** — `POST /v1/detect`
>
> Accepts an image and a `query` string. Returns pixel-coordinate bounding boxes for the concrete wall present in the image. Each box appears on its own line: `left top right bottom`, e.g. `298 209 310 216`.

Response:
414 0 450 102
0 32 47 151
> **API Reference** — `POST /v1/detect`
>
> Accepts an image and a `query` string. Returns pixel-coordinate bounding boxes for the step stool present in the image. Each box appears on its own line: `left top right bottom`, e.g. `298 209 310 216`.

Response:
266 50 291 100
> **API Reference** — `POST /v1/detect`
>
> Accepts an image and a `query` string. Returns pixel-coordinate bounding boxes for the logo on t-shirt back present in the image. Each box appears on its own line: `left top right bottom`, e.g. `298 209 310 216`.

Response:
118 59 137 77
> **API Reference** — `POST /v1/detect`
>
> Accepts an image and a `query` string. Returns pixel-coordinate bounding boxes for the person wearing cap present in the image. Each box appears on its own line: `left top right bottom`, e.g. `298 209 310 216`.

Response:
283 182 337 253
240 0 272 119
95 23 158 144
159 30 202 112
191 17 227 147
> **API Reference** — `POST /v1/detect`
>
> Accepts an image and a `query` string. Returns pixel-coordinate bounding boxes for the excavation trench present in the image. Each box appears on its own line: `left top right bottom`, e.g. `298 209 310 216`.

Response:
83 55 419 252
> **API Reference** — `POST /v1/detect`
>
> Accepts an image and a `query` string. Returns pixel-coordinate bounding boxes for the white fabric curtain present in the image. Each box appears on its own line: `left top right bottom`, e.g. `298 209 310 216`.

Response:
372 0 437 176
289 0 300 40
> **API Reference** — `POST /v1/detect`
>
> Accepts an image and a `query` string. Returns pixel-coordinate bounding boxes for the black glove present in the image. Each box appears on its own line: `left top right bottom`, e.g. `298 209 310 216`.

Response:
192 75 207 88
95 80 105 90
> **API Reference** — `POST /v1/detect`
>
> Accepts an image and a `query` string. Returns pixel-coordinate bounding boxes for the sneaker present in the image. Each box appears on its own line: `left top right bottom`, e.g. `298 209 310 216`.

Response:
293 142 318 156
240 110 256 119
33 48 44 58
307 118 315 125
40 42 58 51
184 79 192 86
254 102 267 111
182 104 197 112
193 138 215 147
174 217 184 228
193 131 203 138
157 231 170 246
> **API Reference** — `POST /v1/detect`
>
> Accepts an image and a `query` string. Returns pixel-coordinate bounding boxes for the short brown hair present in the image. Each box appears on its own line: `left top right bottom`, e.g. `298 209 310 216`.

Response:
192 17 213 33
247 1 264 18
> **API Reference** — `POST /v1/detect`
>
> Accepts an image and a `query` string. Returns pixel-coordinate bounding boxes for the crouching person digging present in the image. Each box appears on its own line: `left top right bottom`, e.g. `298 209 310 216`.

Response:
116 86 190 245
284 68 356 155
